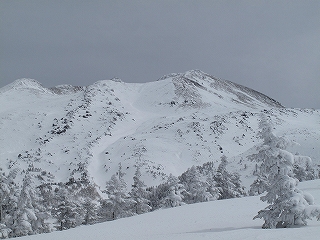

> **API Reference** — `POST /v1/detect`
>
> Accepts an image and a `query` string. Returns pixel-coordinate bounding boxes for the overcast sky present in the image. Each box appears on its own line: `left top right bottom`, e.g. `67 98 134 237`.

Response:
1 1 319 108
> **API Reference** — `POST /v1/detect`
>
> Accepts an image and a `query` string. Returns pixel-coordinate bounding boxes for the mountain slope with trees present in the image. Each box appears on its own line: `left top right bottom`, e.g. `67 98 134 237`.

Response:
1 70 319 238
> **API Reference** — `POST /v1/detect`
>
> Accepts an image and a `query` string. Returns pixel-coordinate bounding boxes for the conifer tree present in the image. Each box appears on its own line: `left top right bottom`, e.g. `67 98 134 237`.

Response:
12 173 39 237
82 200 98 225
199 162 220 201
305 162 317 180
214 155 246 199
252 115 320 228
179 166 213 204
160 174 186 208
102 164 135 220
0 169 19 238
293 158 317 182
0 172 10 225
129 167 151 214
249 175 269 196
0 223 11 239
146 184 169 211
64 179 101 225
52 186 82 231
0 169 19 227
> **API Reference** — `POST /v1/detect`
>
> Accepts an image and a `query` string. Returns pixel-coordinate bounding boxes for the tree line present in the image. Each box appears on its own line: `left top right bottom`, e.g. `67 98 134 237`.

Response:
0 155 246 238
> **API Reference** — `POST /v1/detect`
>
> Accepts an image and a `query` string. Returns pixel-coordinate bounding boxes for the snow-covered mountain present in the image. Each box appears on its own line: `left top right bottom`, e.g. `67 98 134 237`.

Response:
1 70 319 189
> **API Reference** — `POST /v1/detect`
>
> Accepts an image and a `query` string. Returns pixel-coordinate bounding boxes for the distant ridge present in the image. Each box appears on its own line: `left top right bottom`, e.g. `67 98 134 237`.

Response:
0 70 283 108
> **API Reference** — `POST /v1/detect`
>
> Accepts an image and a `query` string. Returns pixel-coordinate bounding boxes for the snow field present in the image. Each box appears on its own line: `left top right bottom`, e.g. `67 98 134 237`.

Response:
20 180 320 240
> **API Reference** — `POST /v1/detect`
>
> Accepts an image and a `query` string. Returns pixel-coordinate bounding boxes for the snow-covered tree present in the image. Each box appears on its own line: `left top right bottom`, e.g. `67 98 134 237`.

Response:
160 174 186 208
0 175 7 226
51 186 82 231
179 166 213 204
101 164 135 220
0 223 11 239
0 172 11 225
64 179 101 225
0 169 19 227
230 172 247 197
0 169 20 238
129 167 151 214
162 187 183 208
146 184 169 211
82 200 98 225
252 115 320 228
197 161 220 200
54 200 79 231
293 156 317 182
249 174 269 196
11 173 41 237
214 155 246 199
145 174 186 210
305 162 318 180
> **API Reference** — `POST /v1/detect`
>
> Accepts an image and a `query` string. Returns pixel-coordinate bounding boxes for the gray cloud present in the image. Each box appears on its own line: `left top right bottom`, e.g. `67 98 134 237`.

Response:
1 0 319 108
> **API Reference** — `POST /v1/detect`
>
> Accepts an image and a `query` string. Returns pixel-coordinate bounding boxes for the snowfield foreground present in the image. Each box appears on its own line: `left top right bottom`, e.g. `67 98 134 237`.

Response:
21 180 320 240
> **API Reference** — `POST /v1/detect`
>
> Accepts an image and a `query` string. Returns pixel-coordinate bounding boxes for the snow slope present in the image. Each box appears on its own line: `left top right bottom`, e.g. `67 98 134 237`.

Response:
0 70 319 190
20 179 320 240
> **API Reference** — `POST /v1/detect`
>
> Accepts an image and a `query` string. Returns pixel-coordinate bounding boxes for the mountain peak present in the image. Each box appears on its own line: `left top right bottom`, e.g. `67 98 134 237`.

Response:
157 70 283 109
157 69 208 81
13 78 41 86
0 78 52 95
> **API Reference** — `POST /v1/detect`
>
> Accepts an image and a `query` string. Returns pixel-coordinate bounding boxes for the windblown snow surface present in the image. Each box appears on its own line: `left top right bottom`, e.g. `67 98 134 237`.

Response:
20 179 320 240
